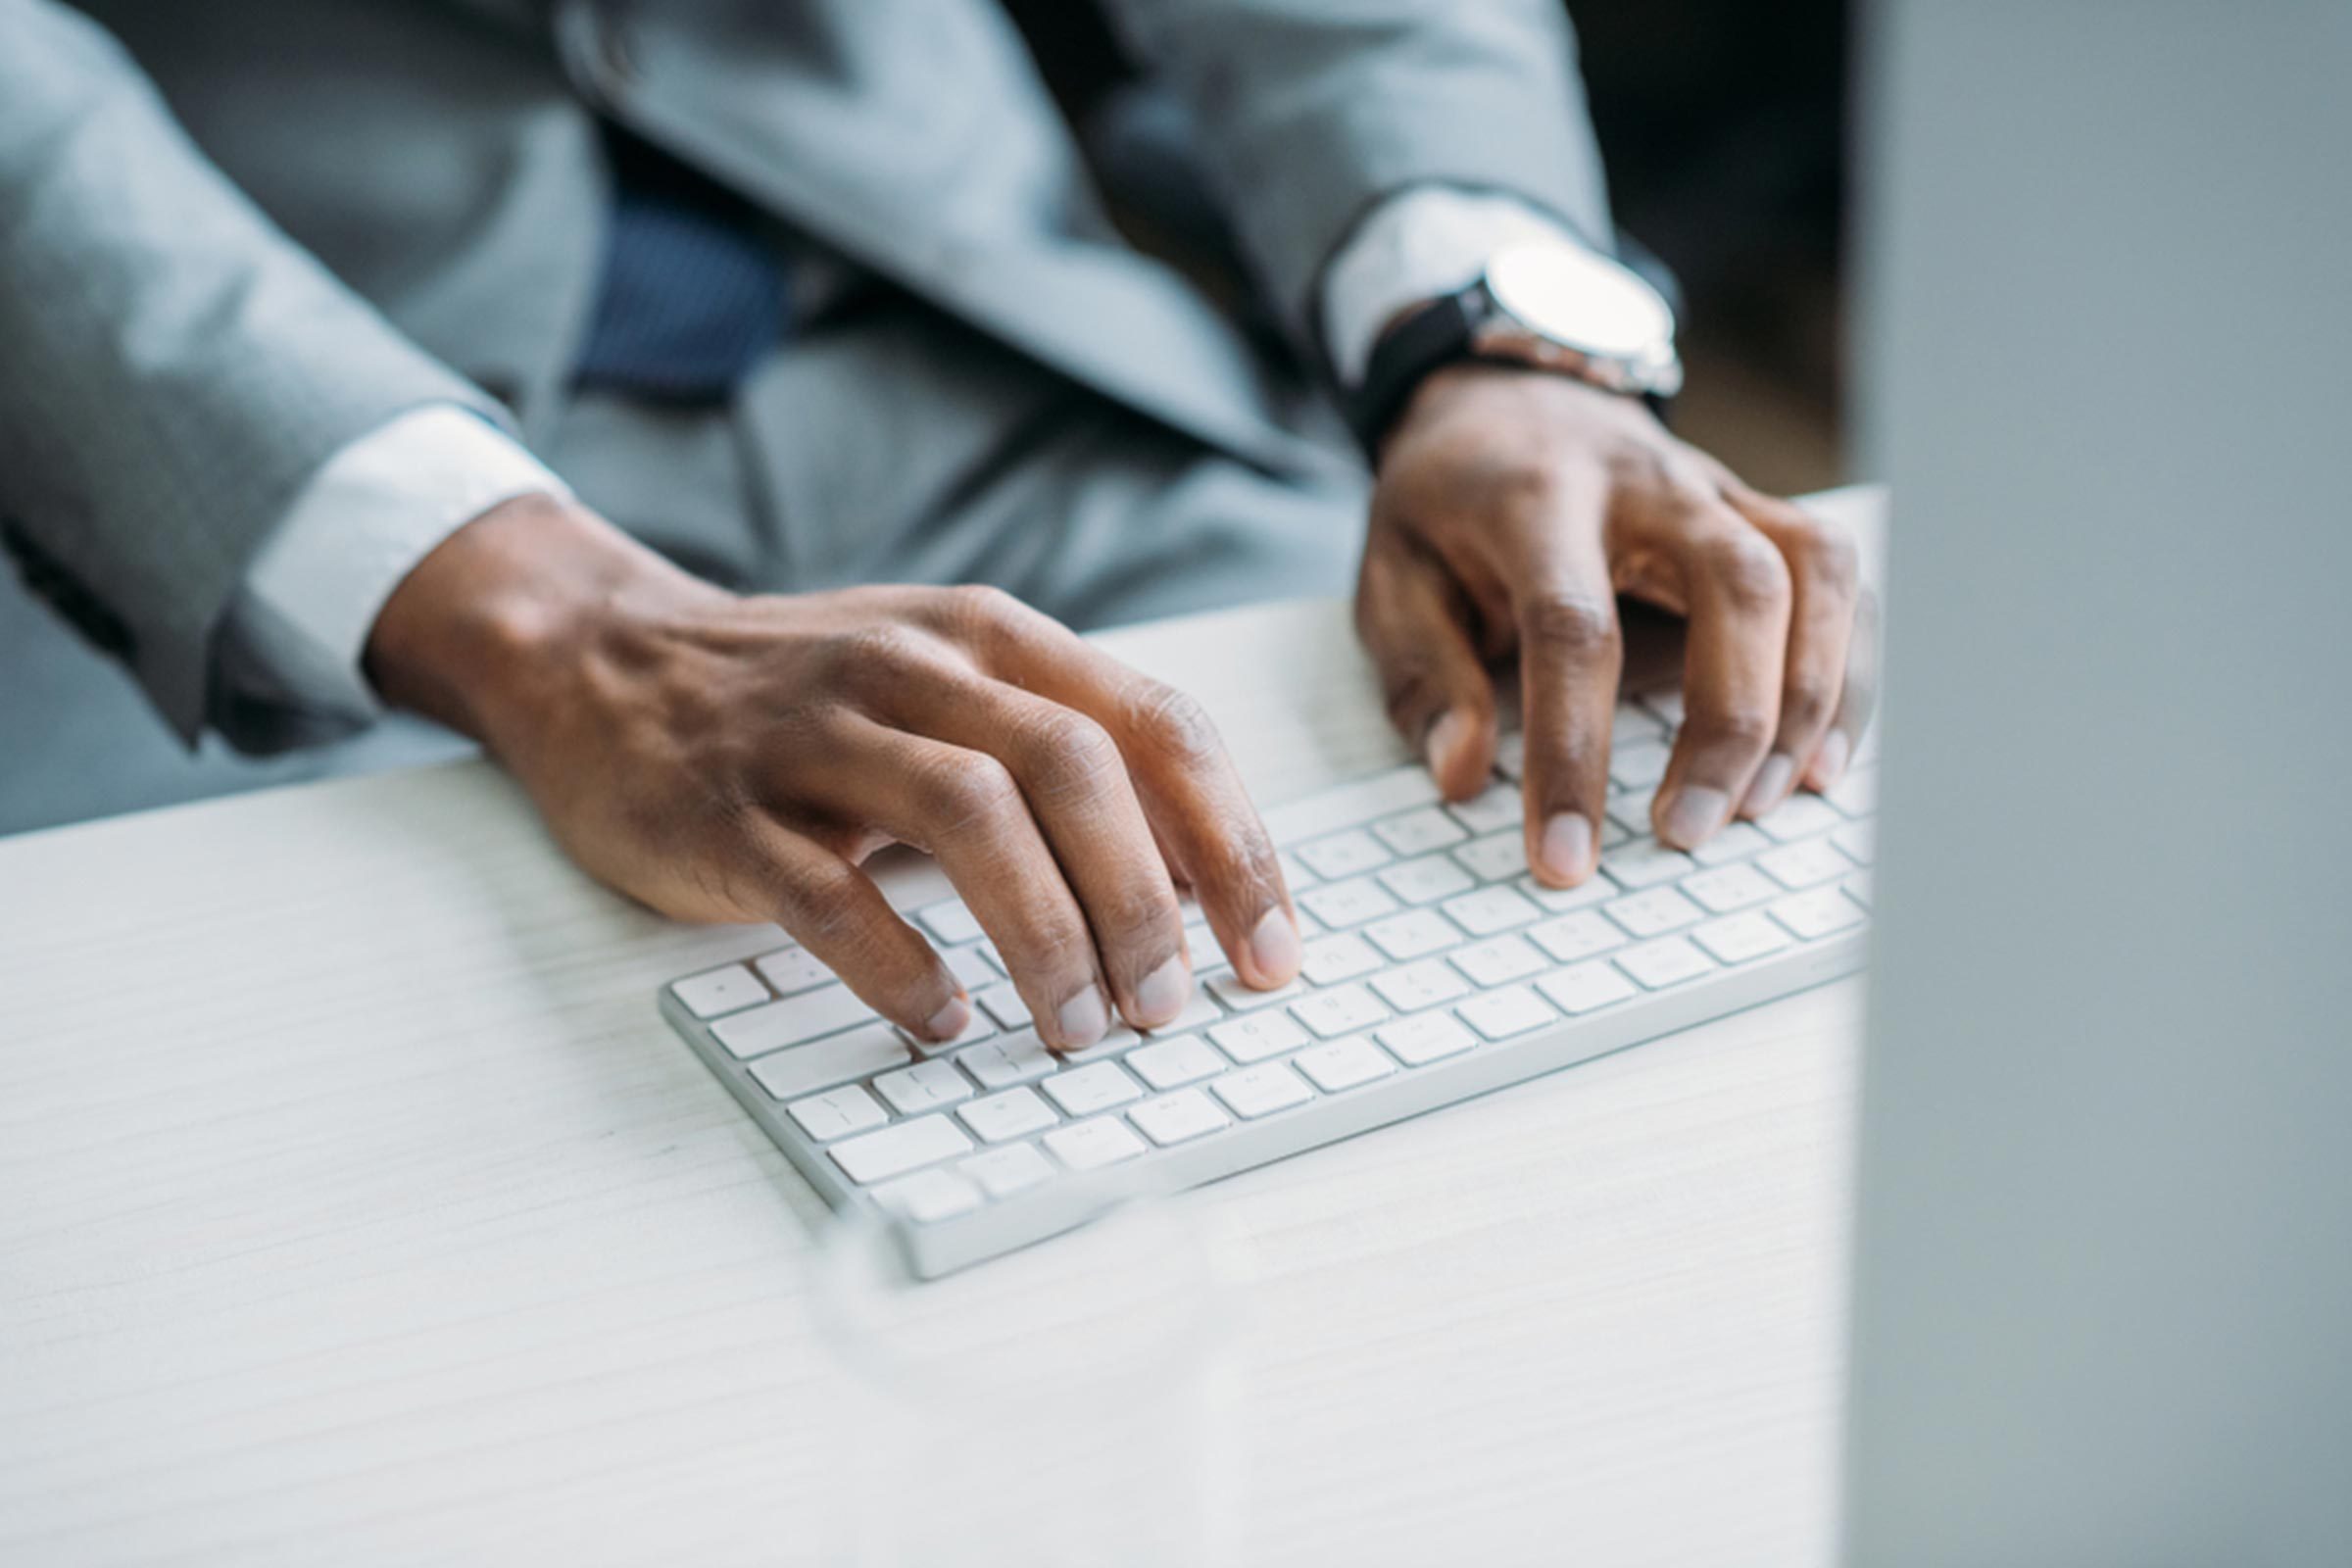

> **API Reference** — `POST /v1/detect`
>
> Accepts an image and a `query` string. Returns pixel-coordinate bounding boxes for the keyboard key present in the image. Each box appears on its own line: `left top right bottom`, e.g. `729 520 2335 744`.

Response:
1061 1022 1142 1068
1769 886 1867 940
1494 731 1527 779
1452 831 1528 883
1527 909 1624 963
832 1114 975 1185
1609 741 1673 790
1538 959 1640 1015
1041 1061 1144 1118
1044 1117 1147 1171
1640 688 1686 726
917 900 986 947
1296 1035 1400 1091
783 1083 889 1141
1841 872 1875 910
746 1022 911 1101
975 940 1010 976
1130 1088 1233 1148
956 1086 1058 1144
1449 934 1548 988
1298 876 1401 929
1756 794 1843 843
959 1143 1054 1200
1295 827 1392 880
1603 886 1706 939
754 946 833 996
1204 972 1309 1012
1446 784 1522 836
1600 838 1697 890
711 984 878 1059
975 980 1032 1029
873 1058 975 1115
1689 820 1772 867
873 1167 982 1224
1364 907 1462 961
1209 1062 1316 1119
1128 1033 1229 1090
1370 958 1470 1012
1275 850 1320 892
1298 933 1385 986
1457 985 1555 1041
1441 884 1544 936
1826 764 1878 817
1263 765 1441 843
1139 991 1222 1039
1377 1011 1478 1065
1615 936 1719 990
1613 702 1668 742
1691 910 1793 964
1757 839 1852 890
1210 1010 1312 1064
1830 820 1876 865
1372 806 1468 857
1605 793 1656 839
1517 871 1618 913
940 945 994 991
1291 983 1391 1039
1378 854 1478 906
671 962 769 1019
1679 862 1780 913
956 1030 1057 1091
1183 923 1228 972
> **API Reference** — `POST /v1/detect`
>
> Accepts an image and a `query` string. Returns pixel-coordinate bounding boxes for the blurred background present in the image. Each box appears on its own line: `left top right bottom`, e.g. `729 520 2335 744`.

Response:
1011 0 1853 499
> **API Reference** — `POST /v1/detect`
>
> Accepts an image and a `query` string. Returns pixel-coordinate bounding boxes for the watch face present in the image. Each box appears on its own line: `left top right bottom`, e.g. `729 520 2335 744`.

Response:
1487 243 1676 361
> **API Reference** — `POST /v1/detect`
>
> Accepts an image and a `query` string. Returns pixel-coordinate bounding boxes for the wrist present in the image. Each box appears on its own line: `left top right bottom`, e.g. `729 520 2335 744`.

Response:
365 492 721 747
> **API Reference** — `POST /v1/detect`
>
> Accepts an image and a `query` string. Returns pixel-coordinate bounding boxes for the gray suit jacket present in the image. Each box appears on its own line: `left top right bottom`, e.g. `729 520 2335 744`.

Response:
0 0 1613 743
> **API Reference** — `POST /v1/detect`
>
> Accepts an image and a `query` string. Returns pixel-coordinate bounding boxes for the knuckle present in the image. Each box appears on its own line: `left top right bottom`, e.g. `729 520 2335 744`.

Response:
1126 681 1223 770
1781 674 1838 735
829 622 929 686
779 860 865 949
1703 528 1793 612
1805 521 1862 594
922 751 1023 830
1520 589 1620 658
939 582 1028 643
1098 884 1175 951
1704 704 1778 754
1021 707 1124 801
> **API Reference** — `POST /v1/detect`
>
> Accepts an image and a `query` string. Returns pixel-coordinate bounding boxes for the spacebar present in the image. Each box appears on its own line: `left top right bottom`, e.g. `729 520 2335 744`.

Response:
746 1023 911 1102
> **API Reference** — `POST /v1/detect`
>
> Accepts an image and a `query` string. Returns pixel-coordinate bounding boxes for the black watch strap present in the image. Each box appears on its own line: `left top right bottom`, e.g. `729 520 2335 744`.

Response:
1343 291 1479 461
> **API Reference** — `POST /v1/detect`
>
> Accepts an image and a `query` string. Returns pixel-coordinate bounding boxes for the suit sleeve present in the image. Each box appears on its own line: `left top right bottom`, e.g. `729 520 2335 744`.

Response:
1096 0 1618 371
0 0 509 744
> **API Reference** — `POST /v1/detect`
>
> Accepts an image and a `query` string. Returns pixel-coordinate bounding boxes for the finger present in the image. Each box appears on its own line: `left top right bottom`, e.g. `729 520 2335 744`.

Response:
1511 511 1621 887
734 812 974 1043
1719 485 1861 816
1354 534 1498 800
793 712 1114 1052
1805 582 1880 790
927 586 1301 992
875 666 1194 1033
1647 501 1793 849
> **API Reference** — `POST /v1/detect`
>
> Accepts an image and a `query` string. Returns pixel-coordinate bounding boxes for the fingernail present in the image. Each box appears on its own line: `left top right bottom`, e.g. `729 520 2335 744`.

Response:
1812 730 1852 787
1741 753 1795 816
1248 907 1300 983
925 996 972 1042
1055 986 1110 1051
1659 785 1731 848
1132 954 1190 1027
1539 812 1593 883
1425 710 1470 777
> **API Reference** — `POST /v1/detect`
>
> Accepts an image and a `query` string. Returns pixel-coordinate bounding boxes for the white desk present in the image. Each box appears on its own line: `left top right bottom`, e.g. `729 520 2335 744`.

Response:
0 490 1884 1568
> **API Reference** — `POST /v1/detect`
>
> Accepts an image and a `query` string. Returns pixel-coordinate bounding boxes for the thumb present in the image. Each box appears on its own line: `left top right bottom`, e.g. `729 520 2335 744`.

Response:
1355 538 1497 800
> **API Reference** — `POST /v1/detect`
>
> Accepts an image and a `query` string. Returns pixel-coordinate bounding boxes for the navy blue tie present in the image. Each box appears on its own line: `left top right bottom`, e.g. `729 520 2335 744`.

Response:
573 128 788 401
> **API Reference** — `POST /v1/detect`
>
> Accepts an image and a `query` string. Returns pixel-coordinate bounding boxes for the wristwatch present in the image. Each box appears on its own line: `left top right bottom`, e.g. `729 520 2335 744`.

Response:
1345 241 1684 457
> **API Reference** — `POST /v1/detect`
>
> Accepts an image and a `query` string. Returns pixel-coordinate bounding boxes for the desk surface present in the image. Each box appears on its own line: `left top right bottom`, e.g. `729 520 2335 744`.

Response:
1 489 1883 1568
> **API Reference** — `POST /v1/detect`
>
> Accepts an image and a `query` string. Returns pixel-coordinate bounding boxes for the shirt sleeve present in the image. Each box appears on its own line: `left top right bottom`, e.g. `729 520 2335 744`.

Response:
1320 185 1605 388
217 405 571 731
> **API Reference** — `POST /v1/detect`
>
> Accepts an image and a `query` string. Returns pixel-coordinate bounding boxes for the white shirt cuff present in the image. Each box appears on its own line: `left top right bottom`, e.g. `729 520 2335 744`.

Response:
1321 186 1605 389
222 405 570 724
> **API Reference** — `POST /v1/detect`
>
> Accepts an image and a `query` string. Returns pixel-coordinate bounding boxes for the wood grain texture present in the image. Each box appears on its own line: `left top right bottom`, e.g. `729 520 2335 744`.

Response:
0 492 1886 1567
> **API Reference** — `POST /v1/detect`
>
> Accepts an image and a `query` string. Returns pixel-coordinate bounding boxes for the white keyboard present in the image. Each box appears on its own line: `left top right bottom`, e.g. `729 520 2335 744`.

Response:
660 694 1877 1275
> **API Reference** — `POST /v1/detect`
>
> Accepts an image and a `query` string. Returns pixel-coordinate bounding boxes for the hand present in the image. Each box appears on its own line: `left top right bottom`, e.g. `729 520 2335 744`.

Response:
367 495 1303 1050
1357 364 1876 883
